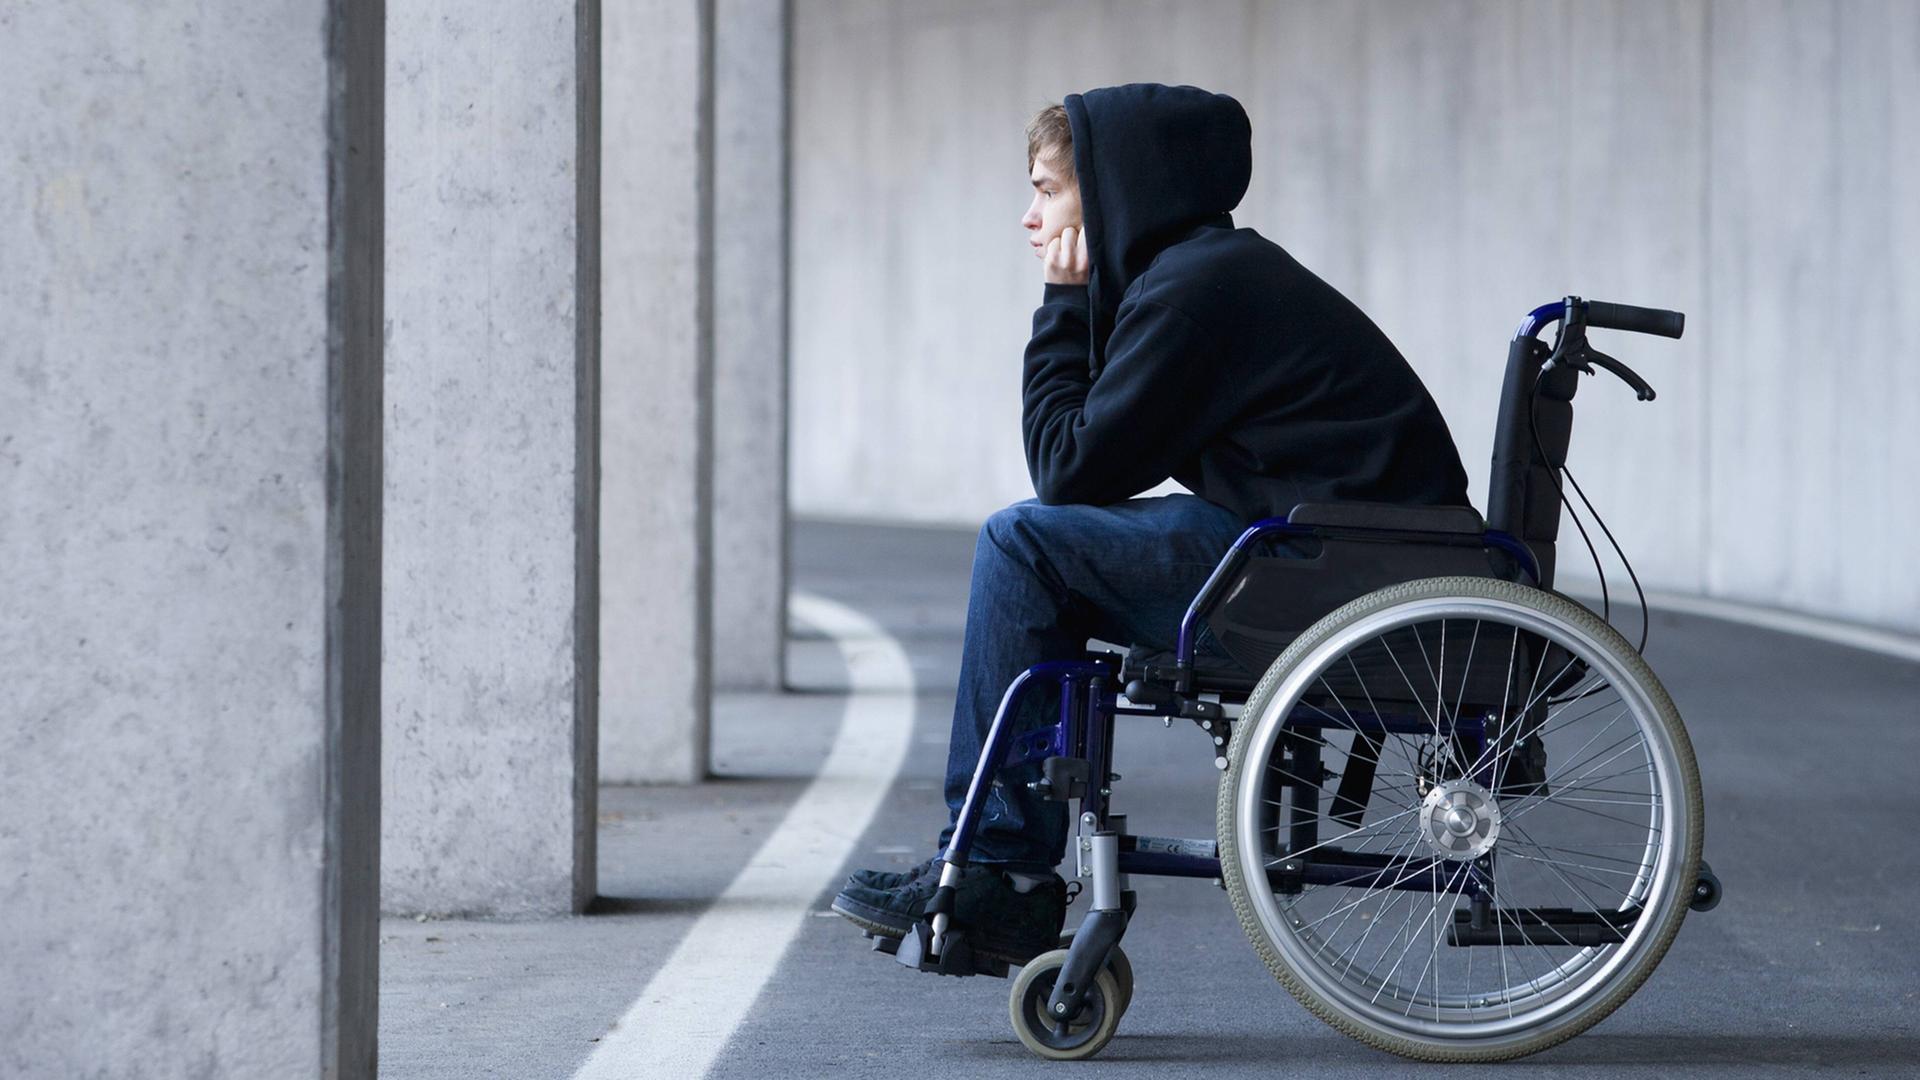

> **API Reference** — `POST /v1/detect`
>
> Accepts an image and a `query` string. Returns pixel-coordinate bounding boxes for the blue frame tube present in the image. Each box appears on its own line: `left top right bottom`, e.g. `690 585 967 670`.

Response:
1514 300 1566 341
942 658 1113 866
1174 518 1292 670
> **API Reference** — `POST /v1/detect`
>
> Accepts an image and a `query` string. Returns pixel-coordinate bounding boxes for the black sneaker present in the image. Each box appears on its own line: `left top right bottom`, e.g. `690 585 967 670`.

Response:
843 853 940 892
830 865 1067 964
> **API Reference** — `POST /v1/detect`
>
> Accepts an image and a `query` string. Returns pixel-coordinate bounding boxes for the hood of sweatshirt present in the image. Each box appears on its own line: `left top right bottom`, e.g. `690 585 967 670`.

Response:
1063 83 1252 368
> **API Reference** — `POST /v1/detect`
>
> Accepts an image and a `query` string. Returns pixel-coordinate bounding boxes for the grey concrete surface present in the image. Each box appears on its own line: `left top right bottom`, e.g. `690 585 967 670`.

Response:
712 0 792 691
600 0 717 783
382 0 597 918
378 519 1920 1077
0 1 383 1075
379 645 850 1079
786 0 1920 634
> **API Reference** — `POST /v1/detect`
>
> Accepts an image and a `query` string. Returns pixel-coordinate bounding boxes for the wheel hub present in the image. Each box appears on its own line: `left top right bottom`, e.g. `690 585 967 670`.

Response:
1420 779 1500 860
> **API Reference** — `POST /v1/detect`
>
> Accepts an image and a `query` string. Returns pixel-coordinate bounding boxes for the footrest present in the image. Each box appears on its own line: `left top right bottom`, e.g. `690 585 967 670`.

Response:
878 922 1009 978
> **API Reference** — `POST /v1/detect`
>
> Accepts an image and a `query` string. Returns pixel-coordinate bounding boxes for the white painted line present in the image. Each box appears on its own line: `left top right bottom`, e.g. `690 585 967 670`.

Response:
1563 586 1920 664
573 592 916 1080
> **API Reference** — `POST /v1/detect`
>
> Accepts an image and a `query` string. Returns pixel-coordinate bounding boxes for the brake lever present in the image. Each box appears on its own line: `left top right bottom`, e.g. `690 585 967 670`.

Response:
1583 348 1657 401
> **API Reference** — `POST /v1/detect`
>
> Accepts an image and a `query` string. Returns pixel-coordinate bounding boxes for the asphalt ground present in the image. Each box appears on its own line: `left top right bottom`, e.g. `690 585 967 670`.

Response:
382 518 1920 1078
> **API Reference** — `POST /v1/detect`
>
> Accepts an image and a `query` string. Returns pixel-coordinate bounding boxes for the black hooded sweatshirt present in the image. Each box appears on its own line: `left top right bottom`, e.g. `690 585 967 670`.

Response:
1023 84 1470 522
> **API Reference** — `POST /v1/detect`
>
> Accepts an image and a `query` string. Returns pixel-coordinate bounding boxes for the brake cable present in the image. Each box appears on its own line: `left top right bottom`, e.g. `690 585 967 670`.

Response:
1528 321 1656 659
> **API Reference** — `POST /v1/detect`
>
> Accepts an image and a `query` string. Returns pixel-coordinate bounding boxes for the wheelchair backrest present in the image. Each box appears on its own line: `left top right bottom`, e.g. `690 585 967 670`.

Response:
1485 335 1579 589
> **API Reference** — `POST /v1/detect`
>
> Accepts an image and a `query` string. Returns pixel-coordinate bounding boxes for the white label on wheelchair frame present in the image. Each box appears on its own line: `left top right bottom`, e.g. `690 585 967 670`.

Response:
1131 835 1220 860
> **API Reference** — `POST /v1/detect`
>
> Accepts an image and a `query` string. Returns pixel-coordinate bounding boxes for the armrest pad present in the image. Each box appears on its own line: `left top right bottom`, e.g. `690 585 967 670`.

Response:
1286 502 1487 536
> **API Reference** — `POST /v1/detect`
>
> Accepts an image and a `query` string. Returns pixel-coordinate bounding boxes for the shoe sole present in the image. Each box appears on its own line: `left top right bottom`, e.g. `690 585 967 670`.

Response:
829 896 907 939
828 896 1046 966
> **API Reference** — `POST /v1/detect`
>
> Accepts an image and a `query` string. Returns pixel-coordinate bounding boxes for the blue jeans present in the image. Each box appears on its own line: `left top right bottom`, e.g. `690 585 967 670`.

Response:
936 494 1250 873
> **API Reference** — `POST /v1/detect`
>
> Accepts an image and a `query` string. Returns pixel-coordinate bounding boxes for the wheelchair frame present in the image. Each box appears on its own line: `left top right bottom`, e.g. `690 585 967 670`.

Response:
873 297 1718 1058
889 516 1538 993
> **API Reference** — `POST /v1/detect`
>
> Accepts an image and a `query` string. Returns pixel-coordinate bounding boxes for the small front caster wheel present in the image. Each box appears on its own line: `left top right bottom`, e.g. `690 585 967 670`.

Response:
1009 948 1123 1061
1057 931 1135 1018
1690 861 1722 912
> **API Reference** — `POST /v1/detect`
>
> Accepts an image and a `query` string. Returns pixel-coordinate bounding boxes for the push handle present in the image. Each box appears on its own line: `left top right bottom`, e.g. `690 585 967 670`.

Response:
1584 300 1685 339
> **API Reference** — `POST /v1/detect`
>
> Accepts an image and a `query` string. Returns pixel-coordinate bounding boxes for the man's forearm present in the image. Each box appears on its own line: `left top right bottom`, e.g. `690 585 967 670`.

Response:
1021 284 1096 501
1024 283 1093 381
1020 290 1220 507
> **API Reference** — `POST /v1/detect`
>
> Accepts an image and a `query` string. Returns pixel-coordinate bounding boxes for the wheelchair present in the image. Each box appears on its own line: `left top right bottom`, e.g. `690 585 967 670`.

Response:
867 296 1723 1061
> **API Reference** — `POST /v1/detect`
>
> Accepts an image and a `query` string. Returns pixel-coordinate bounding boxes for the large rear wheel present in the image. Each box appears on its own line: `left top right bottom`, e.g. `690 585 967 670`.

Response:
1217 577 1702 1061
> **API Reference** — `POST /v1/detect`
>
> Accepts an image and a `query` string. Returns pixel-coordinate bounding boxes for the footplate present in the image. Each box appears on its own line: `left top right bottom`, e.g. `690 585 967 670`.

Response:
866 922 1009 978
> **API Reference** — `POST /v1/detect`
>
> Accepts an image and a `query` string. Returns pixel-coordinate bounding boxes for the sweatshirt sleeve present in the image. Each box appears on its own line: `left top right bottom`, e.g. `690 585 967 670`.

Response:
1021 284 1224 506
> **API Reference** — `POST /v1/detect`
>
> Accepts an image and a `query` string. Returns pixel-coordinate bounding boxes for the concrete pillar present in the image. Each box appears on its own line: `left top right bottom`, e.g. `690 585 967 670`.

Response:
601 0 717 782
381 0 599 914
712 0 792 691
0 1 382 1075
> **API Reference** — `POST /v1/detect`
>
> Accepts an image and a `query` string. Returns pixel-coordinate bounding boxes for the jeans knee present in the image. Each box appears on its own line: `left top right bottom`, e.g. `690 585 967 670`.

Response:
979 499 1059 560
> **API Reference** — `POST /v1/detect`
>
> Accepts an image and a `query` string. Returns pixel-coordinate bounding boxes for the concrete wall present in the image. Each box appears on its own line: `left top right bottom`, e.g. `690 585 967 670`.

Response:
790 0 1920 633
0 0 382 1074
1705 0 1920 629
382 0 598 915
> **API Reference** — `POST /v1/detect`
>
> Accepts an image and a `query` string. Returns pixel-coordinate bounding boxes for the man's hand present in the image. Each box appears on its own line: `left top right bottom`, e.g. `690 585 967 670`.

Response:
1044 225 1090 286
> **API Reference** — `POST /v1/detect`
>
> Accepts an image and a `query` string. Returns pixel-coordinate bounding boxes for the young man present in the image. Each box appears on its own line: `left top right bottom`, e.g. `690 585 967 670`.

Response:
832 84 1469 964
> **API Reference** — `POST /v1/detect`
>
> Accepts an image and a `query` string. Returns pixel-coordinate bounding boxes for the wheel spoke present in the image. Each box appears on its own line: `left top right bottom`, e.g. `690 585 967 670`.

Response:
1258 804 1425 866
1342 653 1433 782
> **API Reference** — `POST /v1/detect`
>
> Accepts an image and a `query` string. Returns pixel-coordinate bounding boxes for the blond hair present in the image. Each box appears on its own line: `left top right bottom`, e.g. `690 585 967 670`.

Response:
1025 103 1074 180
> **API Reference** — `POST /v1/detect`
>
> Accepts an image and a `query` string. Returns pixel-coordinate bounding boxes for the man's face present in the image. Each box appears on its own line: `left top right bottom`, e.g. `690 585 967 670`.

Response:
1022 155 1082 259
